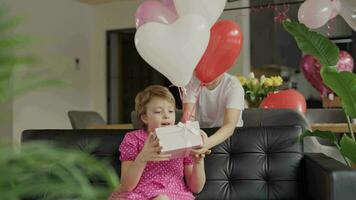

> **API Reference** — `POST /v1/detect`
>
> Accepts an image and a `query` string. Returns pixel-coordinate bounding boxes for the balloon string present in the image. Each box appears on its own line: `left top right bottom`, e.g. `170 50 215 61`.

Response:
182 83 203 123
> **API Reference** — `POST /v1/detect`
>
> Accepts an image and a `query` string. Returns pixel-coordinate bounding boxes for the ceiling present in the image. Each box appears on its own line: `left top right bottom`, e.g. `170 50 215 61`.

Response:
77 0 120 5
77 0 305 7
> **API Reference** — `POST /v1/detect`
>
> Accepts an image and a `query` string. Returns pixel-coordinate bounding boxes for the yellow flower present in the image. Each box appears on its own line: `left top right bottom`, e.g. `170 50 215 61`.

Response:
237 76 247 86
263 78 274 87
271 76 283 86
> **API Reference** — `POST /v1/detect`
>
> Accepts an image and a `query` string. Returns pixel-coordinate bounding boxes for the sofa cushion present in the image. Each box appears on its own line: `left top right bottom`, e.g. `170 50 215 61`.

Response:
22 125 303 200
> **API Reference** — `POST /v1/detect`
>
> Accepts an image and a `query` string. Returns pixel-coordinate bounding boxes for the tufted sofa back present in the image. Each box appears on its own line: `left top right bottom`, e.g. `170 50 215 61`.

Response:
22 109 308 200
198 125 303 199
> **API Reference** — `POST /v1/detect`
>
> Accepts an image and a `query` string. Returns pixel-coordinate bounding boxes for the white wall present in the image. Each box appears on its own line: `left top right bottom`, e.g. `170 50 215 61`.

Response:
3 0 95 145
90 0 142 121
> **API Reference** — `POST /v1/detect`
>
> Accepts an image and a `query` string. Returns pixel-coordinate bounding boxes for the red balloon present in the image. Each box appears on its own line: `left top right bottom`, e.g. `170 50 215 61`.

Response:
300 51 354 96
195 20 243 84
260 89 307 114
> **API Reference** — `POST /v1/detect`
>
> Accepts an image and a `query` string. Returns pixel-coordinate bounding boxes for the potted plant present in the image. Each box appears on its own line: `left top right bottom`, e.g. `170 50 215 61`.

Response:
237 72 283 107
0 5 119 199
0 6 64 105
0 142 120 200
283 20 356 167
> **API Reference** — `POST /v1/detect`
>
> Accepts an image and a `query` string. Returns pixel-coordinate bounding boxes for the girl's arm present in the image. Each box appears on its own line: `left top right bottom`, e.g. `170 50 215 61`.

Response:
184 157 206 193
118 159 146 192
119 133 171 192
205 108 241 149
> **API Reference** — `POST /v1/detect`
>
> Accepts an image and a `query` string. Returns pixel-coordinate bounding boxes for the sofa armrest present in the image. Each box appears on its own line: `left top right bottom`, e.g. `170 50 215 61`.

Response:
304 153 356 200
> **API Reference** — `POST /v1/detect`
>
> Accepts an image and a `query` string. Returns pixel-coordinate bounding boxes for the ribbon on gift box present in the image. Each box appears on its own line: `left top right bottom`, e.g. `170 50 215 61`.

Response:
177 121 200 152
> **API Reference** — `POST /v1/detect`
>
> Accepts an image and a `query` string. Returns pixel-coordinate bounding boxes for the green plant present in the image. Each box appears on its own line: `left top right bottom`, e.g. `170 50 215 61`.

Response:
237 72 283 107
283 20 356 167
0 5 119 199
0 6 64 104
0 142 119 200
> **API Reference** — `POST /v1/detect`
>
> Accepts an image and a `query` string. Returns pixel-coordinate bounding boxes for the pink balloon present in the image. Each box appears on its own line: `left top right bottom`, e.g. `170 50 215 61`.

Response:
300 51 354 96
298 0 333 29
337 50 354 72
162 0 177 15
135 0 178 28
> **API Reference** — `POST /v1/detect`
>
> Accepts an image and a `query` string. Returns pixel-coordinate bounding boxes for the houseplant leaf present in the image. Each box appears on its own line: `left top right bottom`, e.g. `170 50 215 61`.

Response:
299 129 338 144
340 135 356 163
321 66 356 118
282 20 339 67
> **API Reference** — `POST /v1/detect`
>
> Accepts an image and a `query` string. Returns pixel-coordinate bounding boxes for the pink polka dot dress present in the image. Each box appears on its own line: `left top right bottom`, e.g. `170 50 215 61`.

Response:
109 129 195 200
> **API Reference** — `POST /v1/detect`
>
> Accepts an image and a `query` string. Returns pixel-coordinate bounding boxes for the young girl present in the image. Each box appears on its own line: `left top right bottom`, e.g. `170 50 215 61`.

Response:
183 72 245 155
109 85 206 200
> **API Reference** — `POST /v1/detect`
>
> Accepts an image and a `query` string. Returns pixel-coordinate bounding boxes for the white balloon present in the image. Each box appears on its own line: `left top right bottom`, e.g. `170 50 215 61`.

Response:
298 0 333 29
338 0 356 31
173 0 226 28
134 14 210 87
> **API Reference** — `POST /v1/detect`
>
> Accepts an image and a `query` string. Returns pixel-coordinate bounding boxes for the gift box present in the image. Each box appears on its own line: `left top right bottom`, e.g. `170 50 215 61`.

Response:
155 121 202 159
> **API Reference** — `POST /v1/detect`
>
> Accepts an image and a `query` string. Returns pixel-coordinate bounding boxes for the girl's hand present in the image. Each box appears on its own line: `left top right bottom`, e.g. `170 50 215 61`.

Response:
136 132 171 163
190 130 211 161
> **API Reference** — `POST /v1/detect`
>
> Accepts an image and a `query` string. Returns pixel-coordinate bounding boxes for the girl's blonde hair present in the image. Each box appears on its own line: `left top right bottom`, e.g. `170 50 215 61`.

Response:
135 85 176 124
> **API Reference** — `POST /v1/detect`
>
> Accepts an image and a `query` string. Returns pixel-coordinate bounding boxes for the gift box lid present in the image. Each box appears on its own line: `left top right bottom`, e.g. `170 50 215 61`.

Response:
155 121 202 152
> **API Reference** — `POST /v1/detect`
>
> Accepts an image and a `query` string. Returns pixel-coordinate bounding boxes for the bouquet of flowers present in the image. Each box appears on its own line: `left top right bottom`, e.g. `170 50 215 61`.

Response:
237 72 283 107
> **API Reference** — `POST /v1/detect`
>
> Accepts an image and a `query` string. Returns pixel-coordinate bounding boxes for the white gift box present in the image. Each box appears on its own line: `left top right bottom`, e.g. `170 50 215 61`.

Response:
155 121 202 159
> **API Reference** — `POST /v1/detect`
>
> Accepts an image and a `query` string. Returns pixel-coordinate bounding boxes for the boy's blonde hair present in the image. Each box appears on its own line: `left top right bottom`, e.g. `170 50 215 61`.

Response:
135 85 176 124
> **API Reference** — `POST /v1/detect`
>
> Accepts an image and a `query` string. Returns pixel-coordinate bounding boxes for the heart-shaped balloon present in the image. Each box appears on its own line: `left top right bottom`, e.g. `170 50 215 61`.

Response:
135 14 210 87
173 0 226 28
300 51 354 96
135 0 178 28
195 20 243 84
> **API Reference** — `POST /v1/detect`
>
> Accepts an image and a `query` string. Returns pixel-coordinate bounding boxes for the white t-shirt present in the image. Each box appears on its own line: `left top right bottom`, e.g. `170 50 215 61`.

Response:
183 73 245 128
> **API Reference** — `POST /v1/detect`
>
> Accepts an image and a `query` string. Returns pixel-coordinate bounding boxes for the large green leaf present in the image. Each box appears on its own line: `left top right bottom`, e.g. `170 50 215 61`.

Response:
299 129 338 144
340 135 356 163
321 66 356 117
282 20 339 67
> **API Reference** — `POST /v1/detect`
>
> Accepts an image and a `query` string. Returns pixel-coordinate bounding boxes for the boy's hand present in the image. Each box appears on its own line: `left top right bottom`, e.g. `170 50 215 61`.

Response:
190 130 211 161
136 132 171 163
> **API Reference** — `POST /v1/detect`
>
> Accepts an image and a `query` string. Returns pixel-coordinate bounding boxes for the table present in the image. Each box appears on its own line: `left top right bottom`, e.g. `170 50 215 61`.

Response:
311 123 356 133
88 123 134 129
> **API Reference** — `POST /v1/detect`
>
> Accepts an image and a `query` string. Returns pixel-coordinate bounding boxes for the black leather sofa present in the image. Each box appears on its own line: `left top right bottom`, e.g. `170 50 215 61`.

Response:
21 109 356 200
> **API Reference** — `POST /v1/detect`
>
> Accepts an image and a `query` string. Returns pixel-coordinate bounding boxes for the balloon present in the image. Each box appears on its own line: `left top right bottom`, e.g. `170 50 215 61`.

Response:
330 0 341 19
162 0 177 15
337 50 354 71
260 89 307 114
195 20 243 84
300 55 332 96
135 14 210 87
173 0 226 28
338 0 356 31
300 51 354 96
135 0 177 28
298 0 333 29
